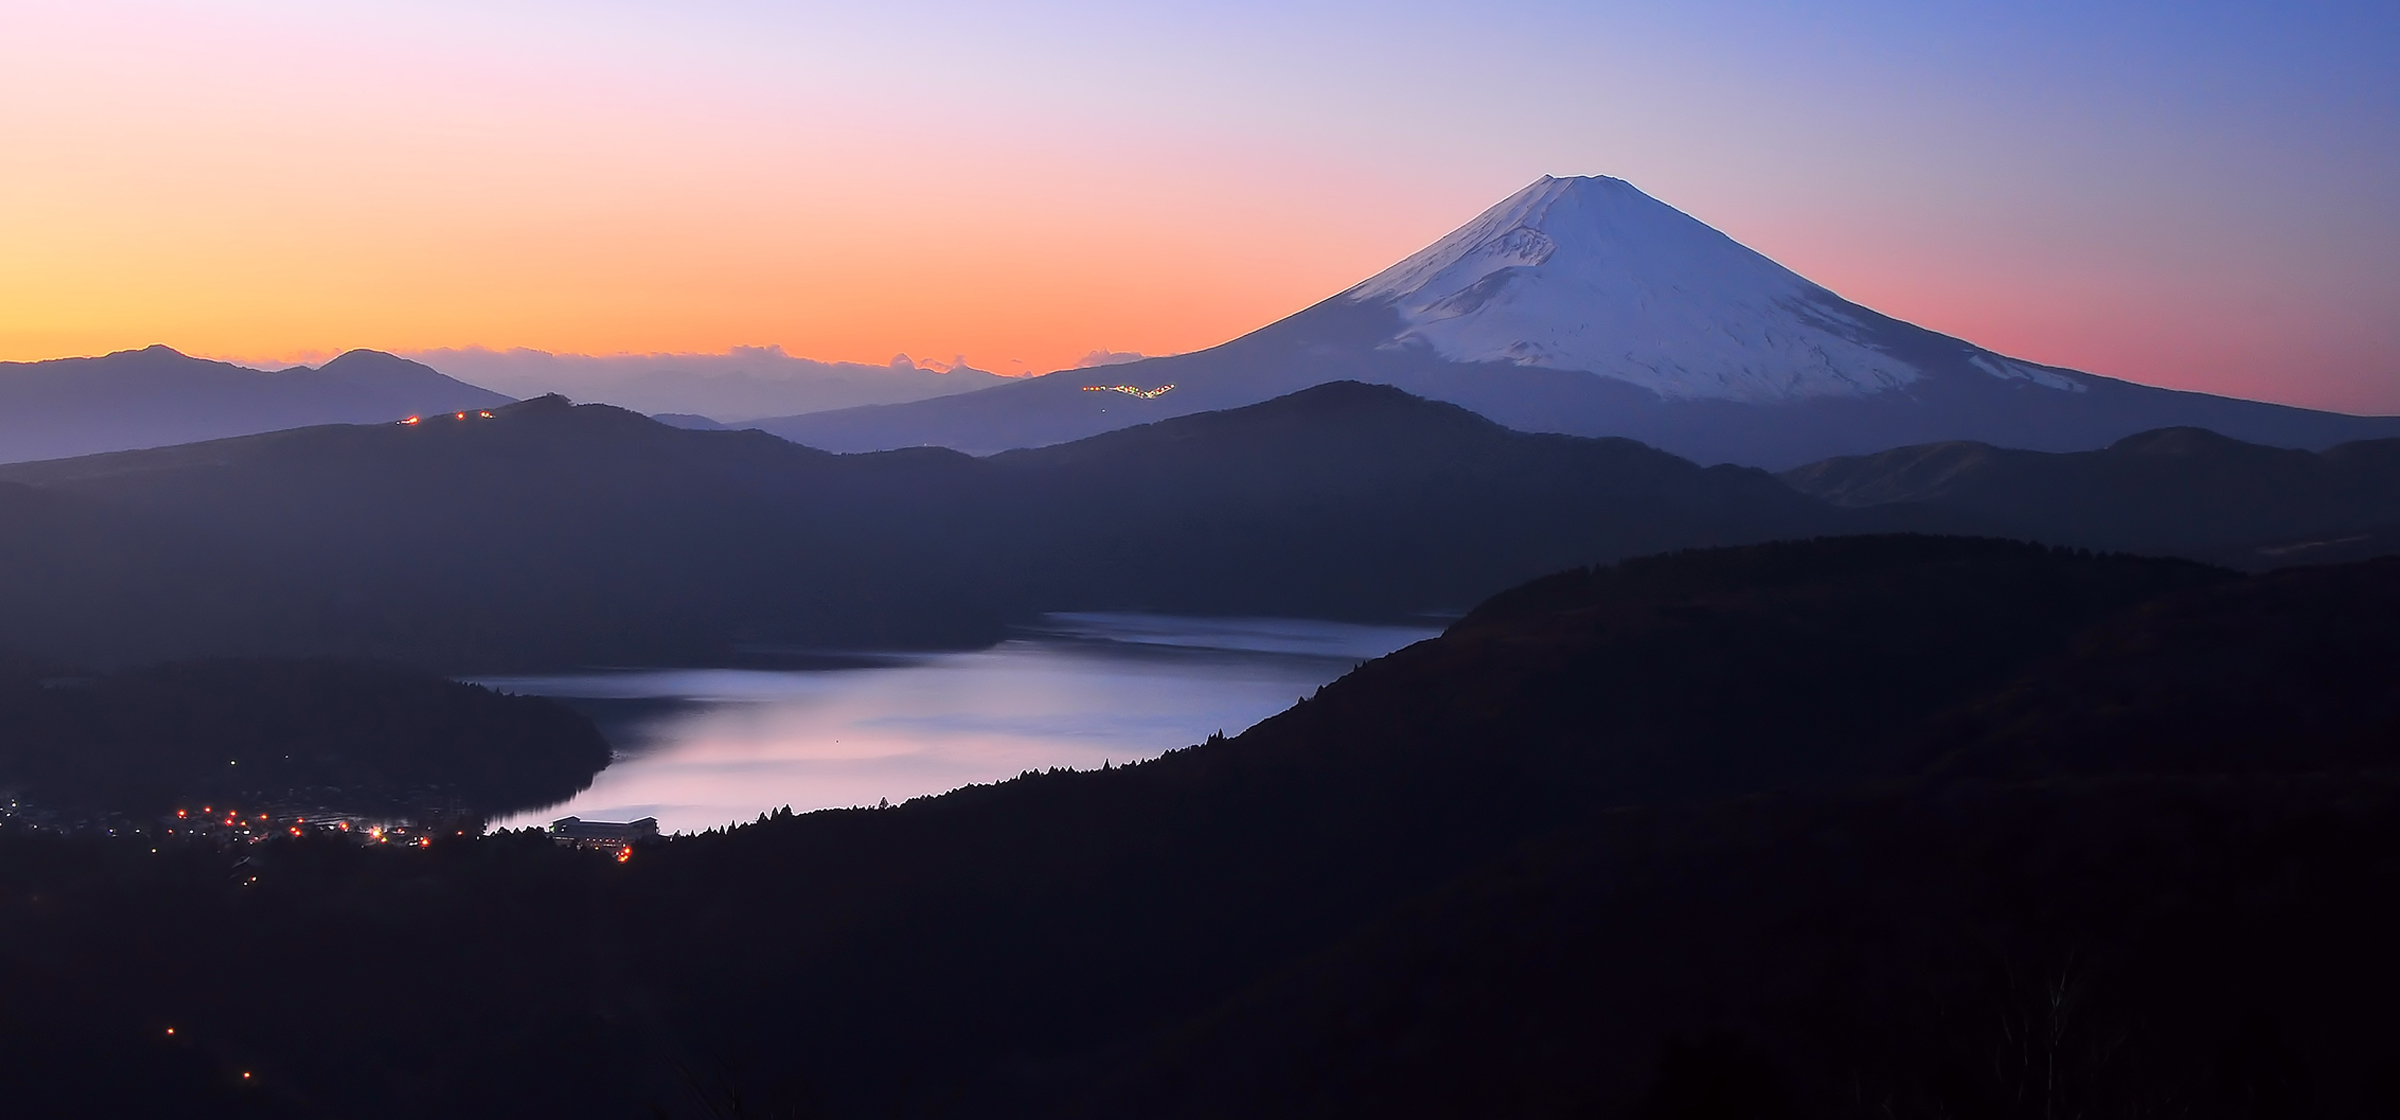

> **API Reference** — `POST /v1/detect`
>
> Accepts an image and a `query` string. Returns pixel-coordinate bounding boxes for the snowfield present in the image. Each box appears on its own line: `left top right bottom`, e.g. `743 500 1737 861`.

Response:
1347 175 2069 403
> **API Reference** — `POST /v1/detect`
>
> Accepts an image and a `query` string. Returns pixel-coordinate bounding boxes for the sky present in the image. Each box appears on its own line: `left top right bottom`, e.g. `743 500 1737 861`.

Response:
4 1 2395 410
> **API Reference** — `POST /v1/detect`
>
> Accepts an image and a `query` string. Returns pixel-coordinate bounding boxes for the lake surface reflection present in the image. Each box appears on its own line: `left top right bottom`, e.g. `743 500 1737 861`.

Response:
484 614 1442 834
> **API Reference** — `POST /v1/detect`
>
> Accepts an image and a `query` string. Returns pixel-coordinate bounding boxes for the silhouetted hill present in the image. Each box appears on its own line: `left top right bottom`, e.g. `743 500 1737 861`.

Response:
1921 556 2400 779
0 383 1842 670
0 658 609 822
0 393 1001 668
6 537 2396 1117
0 345 511 463
0 539 2396 1116
1086 547 2400 1119
978 382 1837 617
1783 426 2400 564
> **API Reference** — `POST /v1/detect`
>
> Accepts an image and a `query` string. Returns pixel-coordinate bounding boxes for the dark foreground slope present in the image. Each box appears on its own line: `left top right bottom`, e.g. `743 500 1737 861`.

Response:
1784 426 2400 565
0 383 1834 669
0 346 511 463
0 658 610 822
1094 551 2400 1118
5 538 2395 1117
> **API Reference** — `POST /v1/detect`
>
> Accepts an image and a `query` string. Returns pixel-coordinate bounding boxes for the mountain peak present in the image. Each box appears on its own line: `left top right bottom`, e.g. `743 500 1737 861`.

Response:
1344 174 1926 403
754 176 2400 468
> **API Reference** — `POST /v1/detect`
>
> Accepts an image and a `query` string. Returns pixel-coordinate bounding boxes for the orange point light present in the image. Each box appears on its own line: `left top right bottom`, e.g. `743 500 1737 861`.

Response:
401 416 420 425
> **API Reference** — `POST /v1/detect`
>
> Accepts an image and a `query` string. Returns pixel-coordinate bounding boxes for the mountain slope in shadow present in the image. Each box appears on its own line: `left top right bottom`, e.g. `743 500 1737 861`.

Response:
1057 546 2400 1119
1784 425 2400 564
13 538 2395 1118
0 382 1839 670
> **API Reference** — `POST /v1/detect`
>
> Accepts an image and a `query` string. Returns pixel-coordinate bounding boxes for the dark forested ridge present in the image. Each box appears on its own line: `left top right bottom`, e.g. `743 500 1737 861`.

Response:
0 657 610 822
0 382 1837 670
4 537 2394 1117
1783 425 2400 564
12 381 2400 674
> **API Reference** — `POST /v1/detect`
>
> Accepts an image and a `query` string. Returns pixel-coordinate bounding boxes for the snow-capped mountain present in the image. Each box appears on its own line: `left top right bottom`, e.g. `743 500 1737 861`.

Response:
1349 175 2076 402
756 176 2399 467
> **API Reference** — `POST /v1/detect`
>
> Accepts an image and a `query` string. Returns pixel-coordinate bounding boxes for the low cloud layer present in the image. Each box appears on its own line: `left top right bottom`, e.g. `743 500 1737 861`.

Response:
407 346 1012 422
1075 350 1147 368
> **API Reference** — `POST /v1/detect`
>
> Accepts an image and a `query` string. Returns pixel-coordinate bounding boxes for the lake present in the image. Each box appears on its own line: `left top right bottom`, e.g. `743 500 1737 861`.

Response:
483 614 1443 834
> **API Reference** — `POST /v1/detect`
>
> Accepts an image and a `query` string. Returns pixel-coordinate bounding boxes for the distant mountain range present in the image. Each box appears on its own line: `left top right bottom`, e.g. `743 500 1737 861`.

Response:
0 345 510 463
24 177 2391 470
754 175 2400 467
405 345 1012 421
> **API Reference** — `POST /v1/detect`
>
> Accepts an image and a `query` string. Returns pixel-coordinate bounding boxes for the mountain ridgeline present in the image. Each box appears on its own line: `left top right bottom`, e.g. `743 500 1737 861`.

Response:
1784 425 2400 566
0 346 511 463
6 380 2400 673
0 382 1835 670
755 176 2400 467
5 538 2394 1117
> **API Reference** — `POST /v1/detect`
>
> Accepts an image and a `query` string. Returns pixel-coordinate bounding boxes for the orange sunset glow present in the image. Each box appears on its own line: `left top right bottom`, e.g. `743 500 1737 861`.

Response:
4 1 2395 408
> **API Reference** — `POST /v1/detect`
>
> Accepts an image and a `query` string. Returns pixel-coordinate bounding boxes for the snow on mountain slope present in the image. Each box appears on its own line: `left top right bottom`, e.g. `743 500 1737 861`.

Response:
1347 175 2061 402
753 175 2396 466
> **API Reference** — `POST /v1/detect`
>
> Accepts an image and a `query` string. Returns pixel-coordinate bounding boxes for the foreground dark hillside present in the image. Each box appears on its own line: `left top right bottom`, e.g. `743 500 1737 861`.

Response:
1784 426 2400 564
1102 553 2400 1117
0 658 610 822
3 537 2393 1117
0 383 1834 670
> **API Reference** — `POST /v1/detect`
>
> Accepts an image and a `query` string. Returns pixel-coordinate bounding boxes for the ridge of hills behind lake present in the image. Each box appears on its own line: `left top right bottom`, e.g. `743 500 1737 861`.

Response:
6 380 2400 672
0 383 1835 670
1785 425 2400 564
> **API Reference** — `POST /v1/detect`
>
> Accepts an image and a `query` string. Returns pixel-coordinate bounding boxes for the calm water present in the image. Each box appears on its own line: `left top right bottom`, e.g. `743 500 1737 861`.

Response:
484 614 1442 834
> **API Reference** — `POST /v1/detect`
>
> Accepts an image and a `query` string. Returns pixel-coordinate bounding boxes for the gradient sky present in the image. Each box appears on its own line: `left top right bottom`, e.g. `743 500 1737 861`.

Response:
5 1 2395 410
